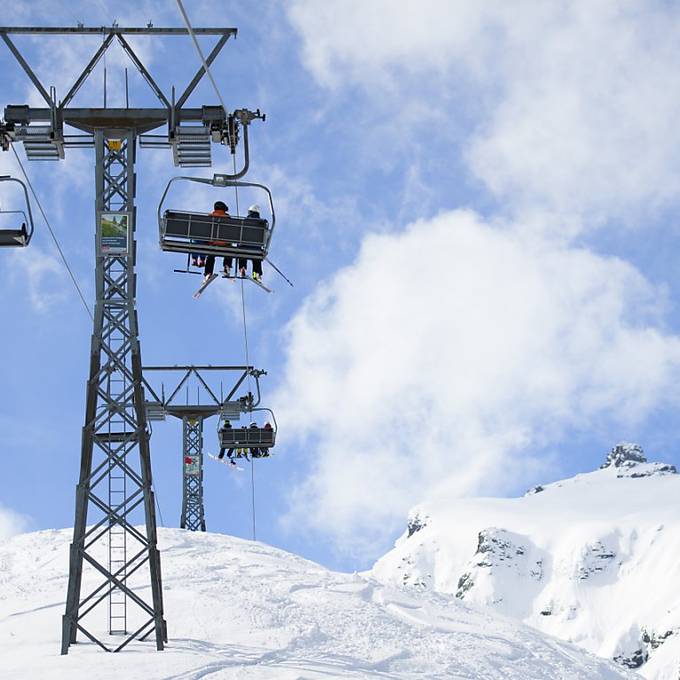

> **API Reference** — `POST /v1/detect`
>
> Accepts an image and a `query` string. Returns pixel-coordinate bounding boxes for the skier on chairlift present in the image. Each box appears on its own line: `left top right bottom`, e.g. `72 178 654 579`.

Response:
247 204 264 282
217 419 236 465
203 201 234 280
248 421 262 458
258 421 273 458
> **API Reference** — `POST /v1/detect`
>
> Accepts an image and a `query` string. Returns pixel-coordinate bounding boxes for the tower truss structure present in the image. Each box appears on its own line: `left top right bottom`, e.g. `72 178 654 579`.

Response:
142 364 267 532
0 24 263 654
61 130 167 653
182 416 206 531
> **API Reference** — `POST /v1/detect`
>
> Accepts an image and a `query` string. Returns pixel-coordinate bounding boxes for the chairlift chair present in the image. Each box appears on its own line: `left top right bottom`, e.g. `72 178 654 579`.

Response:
218 408 277 454
158 174 276 263
0 175 34 248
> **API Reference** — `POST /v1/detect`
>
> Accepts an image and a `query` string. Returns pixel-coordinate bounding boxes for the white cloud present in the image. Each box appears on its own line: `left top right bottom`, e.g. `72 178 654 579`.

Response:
288 1 680 224
6 245 71 313
280 4 680 555
274 211 680 555
0 504 30 540
288 0 500 88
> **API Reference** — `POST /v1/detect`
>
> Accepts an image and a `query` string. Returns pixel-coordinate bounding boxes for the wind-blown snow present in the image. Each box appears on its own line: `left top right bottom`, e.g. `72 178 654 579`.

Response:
372 444 679 679
0 527 634 679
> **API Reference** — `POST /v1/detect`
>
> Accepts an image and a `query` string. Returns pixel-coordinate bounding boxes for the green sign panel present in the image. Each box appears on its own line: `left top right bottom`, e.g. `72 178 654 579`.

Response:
99 212 130 255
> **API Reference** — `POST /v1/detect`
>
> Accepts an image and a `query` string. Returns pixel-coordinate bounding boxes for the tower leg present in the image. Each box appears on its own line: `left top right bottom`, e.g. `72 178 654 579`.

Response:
61 131 166 654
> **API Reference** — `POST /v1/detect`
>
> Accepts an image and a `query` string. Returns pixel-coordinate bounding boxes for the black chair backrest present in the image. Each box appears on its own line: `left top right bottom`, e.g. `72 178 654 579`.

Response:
165 211 269 249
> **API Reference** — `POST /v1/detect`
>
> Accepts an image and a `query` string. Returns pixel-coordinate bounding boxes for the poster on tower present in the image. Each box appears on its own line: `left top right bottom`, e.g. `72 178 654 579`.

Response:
98 212 131 255
184 455 200 476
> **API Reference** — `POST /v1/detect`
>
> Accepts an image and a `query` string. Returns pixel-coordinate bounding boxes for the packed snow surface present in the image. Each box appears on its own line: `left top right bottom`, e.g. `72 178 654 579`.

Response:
0 527 634 679
372 443 679 679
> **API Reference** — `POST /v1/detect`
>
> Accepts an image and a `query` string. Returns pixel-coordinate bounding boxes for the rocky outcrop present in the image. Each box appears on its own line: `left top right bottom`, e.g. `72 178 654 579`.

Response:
406 512 428 538
614 628 675 670
576 540 616 580
601 442 648 469
455 528 544 615
600 442 676 477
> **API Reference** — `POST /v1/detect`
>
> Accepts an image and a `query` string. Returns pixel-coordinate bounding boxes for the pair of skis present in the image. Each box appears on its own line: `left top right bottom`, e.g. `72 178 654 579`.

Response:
193 272 272 299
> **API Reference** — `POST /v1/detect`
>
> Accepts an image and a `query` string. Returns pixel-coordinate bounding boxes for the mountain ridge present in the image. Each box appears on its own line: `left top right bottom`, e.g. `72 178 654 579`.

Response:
372 443 680 679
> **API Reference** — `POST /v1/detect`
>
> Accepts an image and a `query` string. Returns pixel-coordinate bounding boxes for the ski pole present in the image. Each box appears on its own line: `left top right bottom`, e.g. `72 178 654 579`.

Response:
265 257 294 287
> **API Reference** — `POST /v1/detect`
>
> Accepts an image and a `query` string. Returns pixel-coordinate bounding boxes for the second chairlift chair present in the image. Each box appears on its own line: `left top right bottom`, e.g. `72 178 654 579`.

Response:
0 175 34 248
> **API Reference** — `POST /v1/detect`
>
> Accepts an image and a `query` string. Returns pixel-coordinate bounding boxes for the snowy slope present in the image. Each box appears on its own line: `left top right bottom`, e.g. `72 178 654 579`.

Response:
372 443 680 679
0 527 634 679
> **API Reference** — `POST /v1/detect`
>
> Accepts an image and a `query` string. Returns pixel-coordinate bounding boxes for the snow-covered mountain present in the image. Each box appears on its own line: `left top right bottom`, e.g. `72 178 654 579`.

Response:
0 527 634 679
372 443 680 679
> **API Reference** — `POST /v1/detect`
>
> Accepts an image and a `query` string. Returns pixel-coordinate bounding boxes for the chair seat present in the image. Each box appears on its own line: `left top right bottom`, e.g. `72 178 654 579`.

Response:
0 227 28 248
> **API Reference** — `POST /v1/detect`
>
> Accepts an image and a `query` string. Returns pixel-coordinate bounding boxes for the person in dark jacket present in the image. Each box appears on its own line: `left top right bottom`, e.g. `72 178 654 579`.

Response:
258 421 273 458
217 419 235 462
248 421 262 458
246 204 264 281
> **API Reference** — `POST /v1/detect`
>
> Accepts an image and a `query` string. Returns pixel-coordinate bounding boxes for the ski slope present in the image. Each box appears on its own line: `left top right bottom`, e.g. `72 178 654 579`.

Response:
0 527 633 679
372 444 679 679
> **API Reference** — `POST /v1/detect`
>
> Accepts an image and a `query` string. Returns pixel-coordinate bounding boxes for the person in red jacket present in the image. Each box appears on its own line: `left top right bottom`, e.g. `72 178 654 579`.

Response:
203 201 233 279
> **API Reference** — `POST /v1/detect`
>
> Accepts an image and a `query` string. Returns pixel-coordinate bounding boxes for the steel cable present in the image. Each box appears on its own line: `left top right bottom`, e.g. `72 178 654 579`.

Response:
176 0 258 542
175 0 227 110
240 279 257 542
11 146 93 320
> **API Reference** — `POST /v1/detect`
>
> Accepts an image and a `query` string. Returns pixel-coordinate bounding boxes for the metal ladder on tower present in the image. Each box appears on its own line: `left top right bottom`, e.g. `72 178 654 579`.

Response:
107 301 128 636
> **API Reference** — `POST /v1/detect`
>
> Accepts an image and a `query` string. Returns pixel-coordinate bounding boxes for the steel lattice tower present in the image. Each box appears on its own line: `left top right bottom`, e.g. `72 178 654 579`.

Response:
181 416 206 531
61 131 166 653
141 365 267 534
0 24 259 655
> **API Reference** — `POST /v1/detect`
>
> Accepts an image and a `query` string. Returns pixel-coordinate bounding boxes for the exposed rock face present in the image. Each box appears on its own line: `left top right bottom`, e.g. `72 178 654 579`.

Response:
614 648 647 669
601 442 648 469
614 628 675 670
576 540 616 580
406 513 428 538
600 442 676 478
642 628 674 650
396 553 430 590
454 528 545 617
625 464 677 478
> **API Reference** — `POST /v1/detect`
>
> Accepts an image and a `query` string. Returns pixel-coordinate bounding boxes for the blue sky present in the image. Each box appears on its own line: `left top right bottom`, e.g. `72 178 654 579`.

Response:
3 1 680 572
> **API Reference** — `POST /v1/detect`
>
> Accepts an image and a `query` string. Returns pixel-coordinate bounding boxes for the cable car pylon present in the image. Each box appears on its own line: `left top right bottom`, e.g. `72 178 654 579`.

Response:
0 23 266 655
141 365 275 532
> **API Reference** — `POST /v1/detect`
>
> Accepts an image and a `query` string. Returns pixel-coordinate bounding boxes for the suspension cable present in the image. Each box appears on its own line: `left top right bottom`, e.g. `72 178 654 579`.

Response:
156 492 165 527
148 420 165 527
177 0 258 540
240 279 257 541
11 146 93 321
175 0 227 110
154 475 165 527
